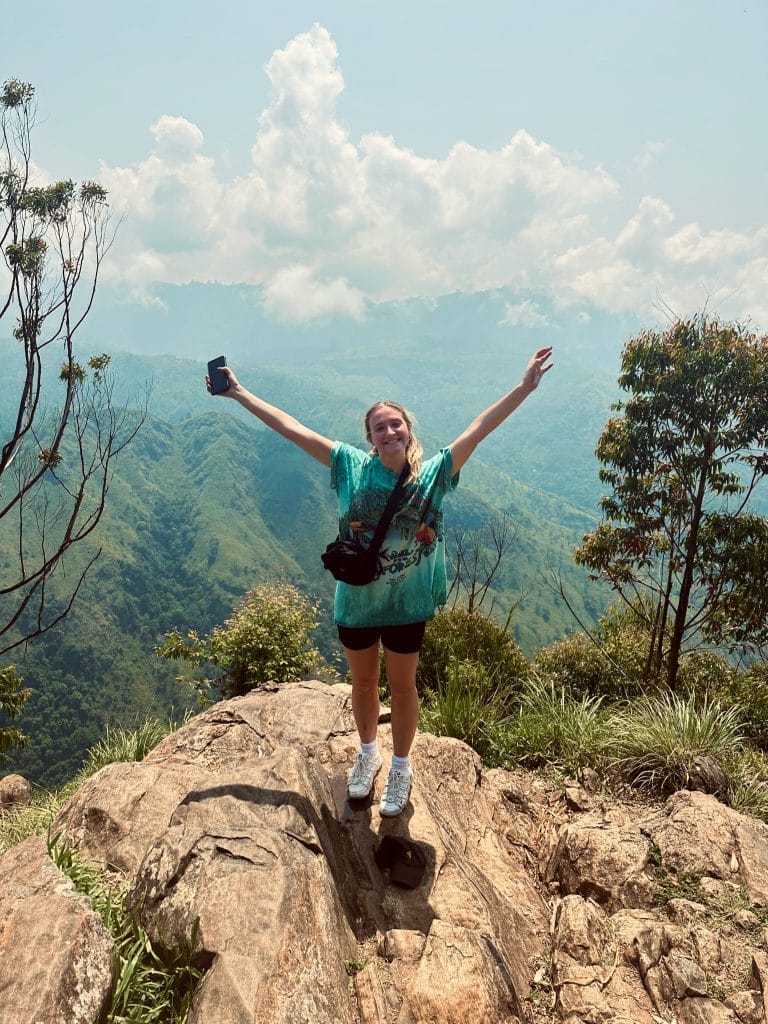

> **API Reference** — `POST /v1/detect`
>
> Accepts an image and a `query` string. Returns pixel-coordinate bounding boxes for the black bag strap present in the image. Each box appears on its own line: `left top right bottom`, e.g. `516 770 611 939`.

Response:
367 464 410 557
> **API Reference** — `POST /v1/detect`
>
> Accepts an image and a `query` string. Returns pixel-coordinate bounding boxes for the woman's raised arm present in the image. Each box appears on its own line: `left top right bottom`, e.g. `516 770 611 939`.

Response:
448 346 553 475
207 366 334 467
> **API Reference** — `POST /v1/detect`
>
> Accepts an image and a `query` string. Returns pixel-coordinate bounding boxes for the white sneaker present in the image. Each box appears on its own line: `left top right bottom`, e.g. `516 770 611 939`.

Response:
347 751 383 799
379 768 412 817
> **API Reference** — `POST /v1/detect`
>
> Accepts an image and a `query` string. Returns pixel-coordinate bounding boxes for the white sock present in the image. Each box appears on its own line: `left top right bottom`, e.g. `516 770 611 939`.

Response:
391 754 411 774
361 739 379 758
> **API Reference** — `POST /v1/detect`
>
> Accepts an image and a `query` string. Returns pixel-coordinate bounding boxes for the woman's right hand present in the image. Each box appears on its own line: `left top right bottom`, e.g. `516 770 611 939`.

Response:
205 365 240 397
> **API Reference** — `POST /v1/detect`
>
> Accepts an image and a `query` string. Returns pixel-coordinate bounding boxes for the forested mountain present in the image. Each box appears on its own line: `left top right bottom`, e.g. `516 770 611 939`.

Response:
1 402 604 786
2 285 630 786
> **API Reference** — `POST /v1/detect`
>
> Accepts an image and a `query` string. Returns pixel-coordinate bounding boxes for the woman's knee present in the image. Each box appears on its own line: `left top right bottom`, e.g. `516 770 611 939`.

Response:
351 670 381 694
383 650 420 698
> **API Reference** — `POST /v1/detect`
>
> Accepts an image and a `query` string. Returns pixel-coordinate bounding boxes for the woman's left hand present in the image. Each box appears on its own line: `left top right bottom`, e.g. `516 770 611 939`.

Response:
522 346 554 391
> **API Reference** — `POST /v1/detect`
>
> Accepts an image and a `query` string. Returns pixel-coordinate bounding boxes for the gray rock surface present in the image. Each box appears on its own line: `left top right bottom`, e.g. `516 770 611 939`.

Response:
0 836 113 1024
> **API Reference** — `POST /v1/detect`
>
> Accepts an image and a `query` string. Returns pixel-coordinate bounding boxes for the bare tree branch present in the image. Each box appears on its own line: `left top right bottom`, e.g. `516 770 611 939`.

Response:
0 80 146 657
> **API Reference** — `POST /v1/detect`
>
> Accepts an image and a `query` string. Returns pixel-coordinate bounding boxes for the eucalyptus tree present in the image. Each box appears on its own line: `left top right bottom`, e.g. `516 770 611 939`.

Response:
575 314 768 690
0 80 144 755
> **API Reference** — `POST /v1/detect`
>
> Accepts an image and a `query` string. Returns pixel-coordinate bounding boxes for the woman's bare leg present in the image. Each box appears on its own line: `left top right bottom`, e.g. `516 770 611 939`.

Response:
344 643 381 743
383 648 420 757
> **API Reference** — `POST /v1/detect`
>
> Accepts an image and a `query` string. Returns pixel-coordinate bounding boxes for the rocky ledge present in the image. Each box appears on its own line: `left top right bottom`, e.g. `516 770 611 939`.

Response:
2 680 768 1024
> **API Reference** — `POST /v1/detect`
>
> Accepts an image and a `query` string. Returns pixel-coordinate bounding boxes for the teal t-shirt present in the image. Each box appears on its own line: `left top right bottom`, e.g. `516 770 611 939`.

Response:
330 442 460 627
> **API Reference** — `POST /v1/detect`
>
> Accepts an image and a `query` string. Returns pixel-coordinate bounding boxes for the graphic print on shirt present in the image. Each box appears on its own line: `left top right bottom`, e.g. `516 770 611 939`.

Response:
340 485 442 579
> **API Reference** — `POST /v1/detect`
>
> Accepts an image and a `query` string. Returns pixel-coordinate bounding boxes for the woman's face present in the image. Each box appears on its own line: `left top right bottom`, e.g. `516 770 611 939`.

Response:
368 405 410 461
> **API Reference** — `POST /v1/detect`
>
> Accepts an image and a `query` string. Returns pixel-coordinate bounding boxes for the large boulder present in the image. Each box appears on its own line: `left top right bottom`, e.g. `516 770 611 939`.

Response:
50 681 551 1024
128 749 358 1024
6 679 768 1024
0 836 113 1024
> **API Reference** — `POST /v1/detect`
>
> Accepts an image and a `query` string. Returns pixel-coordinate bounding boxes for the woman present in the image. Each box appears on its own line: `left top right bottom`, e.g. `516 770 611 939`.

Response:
208 346 553 816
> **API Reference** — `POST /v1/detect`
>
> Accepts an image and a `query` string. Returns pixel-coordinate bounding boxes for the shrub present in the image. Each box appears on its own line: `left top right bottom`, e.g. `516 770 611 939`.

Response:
419 659 512 766
534 606 651 701
705 663 768 751
722 736 768 822
75 717 176 781
50 837 203 1022
0 664 31 764
608 692 744 794
418 607 529 696
676 649 736 698
728 773 768 822
157 581 323 699
502 676 611 776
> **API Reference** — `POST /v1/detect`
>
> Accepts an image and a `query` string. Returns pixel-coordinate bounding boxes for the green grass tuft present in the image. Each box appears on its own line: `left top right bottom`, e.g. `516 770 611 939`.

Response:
608 692 743 794
49 836 203 1023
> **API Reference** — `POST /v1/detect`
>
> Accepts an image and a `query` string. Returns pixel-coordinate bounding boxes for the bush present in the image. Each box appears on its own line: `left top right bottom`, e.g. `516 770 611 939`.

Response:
703 663 768 751
50 836 203 1022
419 659 512 766
0 664 31 764
608 692 744 794
534 606 651 700
75 717 176 781
726 748 768 821
157 581 323 699
418 607 529 696
676 649 736 697
502 676 611 776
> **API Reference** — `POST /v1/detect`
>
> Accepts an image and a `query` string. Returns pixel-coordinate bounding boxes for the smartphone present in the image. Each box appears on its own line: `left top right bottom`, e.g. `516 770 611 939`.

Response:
207 355 230 395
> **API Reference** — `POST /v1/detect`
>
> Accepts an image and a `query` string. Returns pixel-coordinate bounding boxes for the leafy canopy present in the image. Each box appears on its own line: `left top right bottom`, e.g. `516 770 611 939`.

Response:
576 314 768 688
156 580 323 700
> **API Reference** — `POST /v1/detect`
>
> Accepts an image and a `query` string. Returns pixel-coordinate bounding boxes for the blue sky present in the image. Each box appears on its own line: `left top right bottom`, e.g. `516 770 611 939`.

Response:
7 0 768 325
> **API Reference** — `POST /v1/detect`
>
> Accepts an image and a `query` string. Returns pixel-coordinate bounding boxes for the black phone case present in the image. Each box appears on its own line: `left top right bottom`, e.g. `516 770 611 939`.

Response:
208 356 229 394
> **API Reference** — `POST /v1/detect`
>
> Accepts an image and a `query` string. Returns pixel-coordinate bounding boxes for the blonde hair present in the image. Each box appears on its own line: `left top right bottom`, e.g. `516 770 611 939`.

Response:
364 400 423 483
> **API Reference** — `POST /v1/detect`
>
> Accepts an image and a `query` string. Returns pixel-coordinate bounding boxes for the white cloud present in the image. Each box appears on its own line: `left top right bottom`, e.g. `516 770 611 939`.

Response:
632 140 671 175
150 116 204 160
663 223 763 266
499 299 549 328
262 264 365 321
96 24 768 325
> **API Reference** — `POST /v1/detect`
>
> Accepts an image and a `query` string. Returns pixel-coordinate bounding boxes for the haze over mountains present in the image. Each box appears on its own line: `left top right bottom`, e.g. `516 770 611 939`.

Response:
0 282 684 785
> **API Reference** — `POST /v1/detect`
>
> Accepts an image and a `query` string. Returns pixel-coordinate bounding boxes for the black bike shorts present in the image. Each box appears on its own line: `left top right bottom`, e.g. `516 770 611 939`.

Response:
337 621 427 655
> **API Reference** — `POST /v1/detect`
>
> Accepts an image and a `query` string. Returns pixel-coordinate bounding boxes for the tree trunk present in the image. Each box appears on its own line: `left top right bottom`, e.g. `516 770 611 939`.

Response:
666 441 713 689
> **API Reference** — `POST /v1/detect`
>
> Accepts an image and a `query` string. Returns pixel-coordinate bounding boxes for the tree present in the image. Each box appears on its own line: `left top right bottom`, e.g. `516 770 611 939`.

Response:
446 513 520 616
1 81 143 753
156 581 324 700
0 664 30 763
575 314 768 690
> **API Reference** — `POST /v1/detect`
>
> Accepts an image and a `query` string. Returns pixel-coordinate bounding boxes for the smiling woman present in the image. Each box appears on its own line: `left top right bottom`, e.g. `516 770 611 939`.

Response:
365 400 422 481
205 345 553 817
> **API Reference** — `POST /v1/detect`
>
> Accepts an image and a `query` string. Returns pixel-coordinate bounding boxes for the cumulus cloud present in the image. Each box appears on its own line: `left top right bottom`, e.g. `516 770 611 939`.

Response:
150 116 204 160
98 23 768 324
499 299 550 328
262 264 365 321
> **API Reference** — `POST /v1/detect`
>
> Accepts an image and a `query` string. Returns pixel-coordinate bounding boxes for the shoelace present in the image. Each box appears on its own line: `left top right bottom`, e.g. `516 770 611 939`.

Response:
349 754 378 784
383 770 410 803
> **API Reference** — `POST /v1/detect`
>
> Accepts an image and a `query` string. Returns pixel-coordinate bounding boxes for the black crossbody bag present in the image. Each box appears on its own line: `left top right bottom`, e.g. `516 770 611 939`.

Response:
321 464 409 586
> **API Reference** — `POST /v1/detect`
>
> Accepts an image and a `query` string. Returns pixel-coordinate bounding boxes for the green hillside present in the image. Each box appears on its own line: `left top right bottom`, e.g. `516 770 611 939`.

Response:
2 352 610 787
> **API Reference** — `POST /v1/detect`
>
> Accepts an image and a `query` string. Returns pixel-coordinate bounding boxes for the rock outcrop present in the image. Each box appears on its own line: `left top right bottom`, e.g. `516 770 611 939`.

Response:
0 835 113 1024
0 771 31 812
3 679 768 1023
